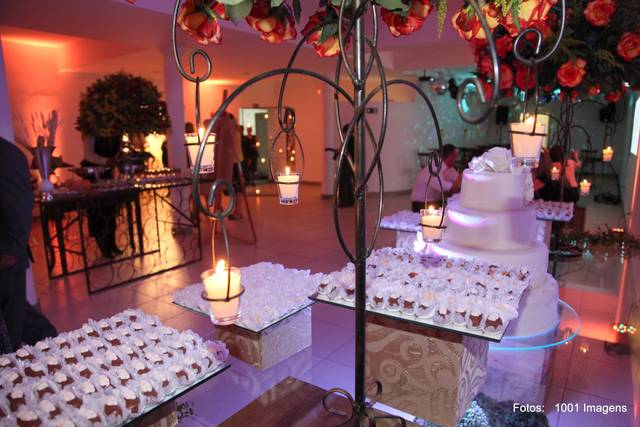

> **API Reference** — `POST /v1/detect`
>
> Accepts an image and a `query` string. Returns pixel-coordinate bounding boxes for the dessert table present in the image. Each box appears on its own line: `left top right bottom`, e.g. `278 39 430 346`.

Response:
310 248 531 427
39 174 204 293
172 262 322 369
0 309 230 426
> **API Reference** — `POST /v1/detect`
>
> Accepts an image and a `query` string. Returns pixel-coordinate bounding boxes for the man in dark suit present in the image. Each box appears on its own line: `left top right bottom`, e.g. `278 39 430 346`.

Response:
0 137 56 350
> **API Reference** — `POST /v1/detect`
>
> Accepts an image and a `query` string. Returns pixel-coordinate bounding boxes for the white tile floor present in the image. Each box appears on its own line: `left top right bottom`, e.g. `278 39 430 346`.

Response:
31 184 637 426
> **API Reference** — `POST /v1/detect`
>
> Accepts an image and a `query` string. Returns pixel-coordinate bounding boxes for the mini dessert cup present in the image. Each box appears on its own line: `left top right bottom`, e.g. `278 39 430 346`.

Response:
34 379 58 399
93 372 117 392
452 304 468 327
34 339 53 355
399 295 417 316
75 404 105 426
37 397 64 420
341 285 356 303
59 388 83 410
136 377 166 404
52 369 75 390
385 293 401 312
316 281 331 296
15 408 42 427
119 386 146 417
114 367 134 387
432 304 452 326
415 295 435 320
2 369 24 387
0 354 16 370
102 394 128 425
6 386 29 412
151 370 177 395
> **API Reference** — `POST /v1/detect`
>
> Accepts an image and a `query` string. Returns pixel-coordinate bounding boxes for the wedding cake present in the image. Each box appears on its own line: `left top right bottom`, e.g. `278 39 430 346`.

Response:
432 148 559 337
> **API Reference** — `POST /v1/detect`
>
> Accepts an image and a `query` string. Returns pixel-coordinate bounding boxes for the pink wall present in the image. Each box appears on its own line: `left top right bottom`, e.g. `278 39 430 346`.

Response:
2 37 166 166
182 74 327 183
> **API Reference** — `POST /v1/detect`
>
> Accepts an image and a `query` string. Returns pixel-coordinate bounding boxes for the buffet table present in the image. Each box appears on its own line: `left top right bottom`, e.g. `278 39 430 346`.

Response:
39 175 203 293
0 309 229 426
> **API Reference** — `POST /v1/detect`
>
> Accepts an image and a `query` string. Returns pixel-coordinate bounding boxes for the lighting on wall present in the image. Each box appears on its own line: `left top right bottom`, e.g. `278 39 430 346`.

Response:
613 322 637 335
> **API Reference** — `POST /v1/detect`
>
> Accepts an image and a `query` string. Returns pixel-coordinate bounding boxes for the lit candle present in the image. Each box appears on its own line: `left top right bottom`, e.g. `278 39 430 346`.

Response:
185 132 216 173
201 260 242 325
579 179 591 196
551 166 560 181
276 166 301 205
602 146 614 162
420 205 444 242
510 115 546 167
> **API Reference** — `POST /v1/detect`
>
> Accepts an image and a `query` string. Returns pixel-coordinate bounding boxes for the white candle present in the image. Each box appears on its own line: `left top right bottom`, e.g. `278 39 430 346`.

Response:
421 206 444 242
510 116 545 165
277 166 301 205
580 179 591 196
602 146 614 162
185 132 216 173
551 166 560 181
201 260 242 325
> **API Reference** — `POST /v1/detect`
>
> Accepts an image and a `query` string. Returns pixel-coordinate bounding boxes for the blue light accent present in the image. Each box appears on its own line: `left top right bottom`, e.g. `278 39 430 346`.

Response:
489 300 581 352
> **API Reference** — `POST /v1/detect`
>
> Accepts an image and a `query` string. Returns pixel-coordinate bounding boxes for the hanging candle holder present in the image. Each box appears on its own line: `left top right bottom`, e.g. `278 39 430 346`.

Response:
269 108 305 206
509 114 546 168
199 180 245 325
602 146 614 163
419 151 447 243
580 179 591 196
185 126 216 174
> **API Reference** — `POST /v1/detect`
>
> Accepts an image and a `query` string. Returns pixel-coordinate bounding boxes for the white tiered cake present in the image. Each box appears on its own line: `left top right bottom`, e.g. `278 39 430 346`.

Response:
432 149 559 337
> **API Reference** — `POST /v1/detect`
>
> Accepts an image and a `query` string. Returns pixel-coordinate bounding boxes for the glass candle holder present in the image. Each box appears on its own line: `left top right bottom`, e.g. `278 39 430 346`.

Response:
420 206 445 242
185 132 216 173
579 179 591 196
551 166 560 181
510 117 545 168
201 261 243 325
276 167 301 205
602 146 614 163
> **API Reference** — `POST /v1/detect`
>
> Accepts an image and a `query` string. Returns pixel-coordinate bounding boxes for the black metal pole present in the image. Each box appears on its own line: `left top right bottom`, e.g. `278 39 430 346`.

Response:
353 0 367 418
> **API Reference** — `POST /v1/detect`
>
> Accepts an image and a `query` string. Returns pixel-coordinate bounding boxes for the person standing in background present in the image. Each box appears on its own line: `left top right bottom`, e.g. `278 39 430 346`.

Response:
242 126 258 186
0 137 57 350
410 144 462 212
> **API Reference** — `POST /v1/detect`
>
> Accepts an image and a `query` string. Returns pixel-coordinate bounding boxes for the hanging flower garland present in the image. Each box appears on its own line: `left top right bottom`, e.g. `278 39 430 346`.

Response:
452 0 640 103
128 0 451 57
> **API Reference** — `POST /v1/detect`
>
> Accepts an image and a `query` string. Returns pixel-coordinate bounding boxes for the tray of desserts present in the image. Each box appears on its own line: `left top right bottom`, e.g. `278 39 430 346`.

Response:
380 210 421 233
310 248 532 343
529 200 574 222
173 262 323 334
0 309 230 426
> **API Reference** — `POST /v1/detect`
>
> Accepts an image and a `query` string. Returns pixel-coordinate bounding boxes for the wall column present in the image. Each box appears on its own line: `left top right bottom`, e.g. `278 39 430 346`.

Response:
322 88 336 197
162 46 187 169
0 39 15 142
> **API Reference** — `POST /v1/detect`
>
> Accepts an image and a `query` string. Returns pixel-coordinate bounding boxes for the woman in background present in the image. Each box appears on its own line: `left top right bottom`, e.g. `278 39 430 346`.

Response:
549 145 581 203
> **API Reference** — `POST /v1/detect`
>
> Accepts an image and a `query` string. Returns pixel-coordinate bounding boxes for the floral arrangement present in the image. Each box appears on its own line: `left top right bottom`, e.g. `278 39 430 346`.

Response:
128 0 448 57
76 72 171 138
452 0 640 102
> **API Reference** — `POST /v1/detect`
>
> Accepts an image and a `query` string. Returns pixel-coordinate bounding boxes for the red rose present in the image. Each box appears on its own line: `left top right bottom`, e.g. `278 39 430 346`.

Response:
502 0 556 36
451 5 494 41
605 90 622 103
497 64 514 91
177 0 226 45
246 0 296 44
583 0 616 27
478 55 493 76
587 83 601 97
480 79 494 100
515 64 536 90
302 8 343 57
382 0 433 37
556 58 587 88
617 32 640 62
495 35 513 59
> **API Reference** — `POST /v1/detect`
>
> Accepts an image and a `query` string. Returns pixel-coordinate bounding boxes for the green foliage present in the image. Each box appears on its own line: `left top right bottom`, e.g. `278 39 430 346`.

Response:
76 72 171 138
437 0 448 37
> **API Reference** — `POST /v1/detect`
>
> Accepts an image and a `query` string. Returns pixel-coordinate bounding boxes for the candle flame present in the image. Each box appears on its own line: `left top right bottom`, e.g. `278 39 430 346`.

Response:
428 205 438 215
215 260 226 273
285 166 291 175
198 127 205 140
